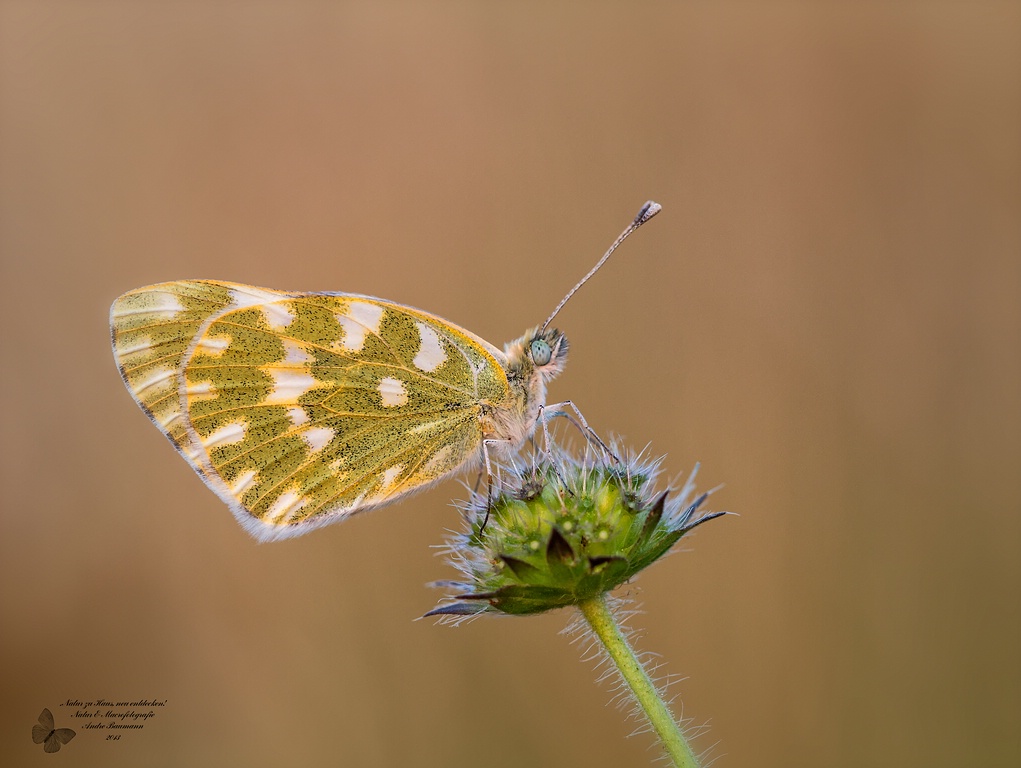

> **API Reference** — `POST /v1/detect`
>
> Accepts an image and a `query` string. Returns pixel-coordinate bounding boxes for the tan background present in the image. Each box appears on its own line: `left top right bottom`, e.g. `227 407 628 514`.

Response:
2 2 1018 766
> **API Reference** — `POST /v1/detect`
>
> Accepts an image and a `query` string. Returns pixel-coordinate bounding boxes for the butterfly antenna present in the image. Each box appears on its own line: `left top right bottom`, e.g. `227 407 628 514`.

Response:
541 200 662 332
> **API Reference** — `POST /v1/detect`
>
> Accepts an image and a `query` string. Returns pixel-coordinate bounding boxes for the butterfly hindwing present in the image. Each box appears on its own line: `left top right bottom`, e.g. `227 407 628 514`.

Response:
45 729 76 753
32 709 75 753
112 281 512 539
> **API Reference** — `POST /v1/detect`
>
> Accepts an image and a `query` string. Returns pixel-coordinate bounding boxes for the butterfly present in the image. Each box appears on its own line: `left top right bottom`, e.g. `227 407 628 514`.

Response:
111 202 660 540
32 708 76 753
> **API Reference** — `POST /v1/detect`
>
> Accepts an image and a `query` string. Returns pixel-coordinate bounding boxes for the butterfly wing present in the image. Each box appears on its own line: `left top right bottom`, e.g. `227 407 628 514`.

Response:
44 728 75 753
32 708 54 744
110 280 243 451
111 281 511 540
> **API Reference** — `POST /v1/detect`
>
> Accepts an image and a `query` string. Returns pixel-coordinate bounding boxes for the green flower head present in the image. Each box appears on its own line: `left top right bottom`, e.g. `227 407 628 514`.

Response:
427 443 726 618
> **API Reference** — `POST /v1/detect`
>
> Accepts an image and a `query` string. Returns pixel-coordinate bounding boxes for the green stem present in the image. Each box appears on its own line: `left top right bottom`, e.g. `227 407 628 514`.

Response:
577 594 699 768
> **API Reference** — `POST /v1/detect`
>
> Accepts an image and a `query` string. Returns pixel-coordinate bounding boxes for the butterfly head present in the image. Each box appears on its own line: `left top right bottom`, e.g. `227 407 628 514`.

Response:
506 327 569 383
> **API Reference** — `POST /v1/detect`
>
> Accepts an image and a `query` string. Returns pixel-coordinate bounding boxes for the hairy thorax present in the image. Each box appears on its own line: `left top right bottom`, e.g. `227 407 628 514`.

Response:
477 326 566 459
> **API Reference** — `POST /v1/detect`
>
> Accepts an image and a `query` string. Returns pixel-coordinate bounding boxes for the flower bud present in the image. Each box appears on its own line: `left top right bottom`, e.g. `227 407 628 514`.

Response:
427 444 725 618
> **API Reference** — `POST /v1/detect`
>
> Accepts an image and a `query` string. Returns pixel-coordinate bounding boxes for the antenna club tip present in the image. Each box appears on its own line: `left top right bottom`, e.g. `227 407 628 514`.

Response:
635 200 662 225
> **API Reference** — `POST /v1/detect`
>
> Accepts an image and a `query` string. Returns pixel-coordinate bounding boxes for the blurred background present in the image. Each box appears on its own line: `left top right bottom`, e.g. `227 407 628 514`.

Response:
1 2 1018 766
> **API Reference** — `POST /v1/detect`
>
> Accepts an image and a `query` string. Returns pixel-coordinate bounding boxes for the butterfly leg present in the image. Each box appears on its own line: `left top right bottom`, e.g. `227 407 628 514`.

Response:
535 405 579 497
540 400 620 463
479 437 514 533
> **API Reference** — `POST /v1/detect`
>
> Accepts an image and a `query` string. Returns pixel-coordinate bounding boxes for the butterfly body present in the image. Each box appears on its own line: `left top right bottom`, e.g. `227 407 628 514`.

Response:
482 326 568 452
111 281 567 540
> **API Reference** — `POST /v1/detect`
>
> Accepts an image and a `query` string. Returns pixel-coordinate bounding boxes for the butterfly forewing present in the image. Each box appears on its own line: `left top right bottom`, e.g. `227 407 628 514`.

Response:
32 708 54 744
112 281 512 539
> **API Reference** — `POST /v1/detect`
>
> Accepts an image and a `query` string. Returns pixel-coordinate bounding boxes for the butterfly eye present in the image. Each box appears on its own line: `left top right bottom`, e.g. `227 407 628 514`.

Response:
530 338 552 366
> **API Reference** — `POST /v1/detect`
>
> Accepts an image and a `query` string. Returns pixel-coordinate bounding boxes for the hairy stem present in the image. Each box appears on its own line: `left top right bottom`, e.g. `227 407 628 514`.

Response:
577 594 699 768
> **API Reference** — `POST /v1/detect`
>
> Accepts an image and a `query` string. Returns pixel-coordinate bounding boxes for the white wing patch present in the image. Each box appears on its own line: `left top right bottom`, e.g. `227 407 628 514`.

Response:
413 321 447 372
134 367 177 397
231 286 283 308
287 406 309 427
380 464 404 493
263 369 319 405
378 376 407 407
195 335 231 356
156 410 184 429
201 421 247 449
266 489 308 523
336 301 385 352
231 469 259 495
282 338 313 364
228 287 294 329
110 290 185 319
116 335 153 361
185 380 218 403
261 303 295 330
301 426 334 453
